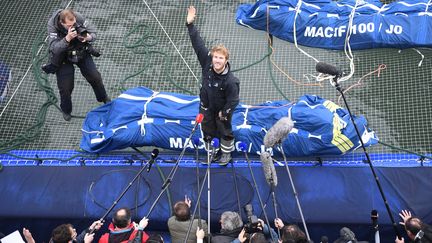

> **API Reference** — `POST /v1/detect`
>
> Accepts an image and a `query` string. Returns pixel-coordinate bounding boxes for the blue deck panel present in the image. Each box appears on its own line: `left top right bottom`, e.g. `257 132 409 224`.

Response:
0 149 431 242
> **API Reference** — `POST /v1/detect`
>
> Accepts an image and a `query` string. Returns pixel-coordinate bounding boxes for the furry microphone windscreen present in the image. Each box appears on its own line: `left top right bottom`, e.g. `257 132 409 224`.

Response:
263 117 294 148
260 151 278 187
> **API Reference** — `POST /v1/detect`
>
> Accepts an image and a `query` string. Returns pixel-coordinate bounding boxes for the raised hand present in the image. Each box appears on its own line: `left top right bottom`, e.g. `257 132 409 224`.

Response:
196 227 205 240
399 210 412 226
89 220 103 231
139 217 149 229
84 233 95 243
274 218 285 229
22 228 36 243
187 6 196 24
185 195 192 208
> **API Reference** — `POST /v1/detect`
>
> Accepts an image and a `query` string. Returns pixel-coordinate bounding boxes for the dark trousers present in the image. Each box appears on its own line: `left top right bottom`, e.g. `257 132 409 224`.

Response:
55 54 107 114
200 107 234 143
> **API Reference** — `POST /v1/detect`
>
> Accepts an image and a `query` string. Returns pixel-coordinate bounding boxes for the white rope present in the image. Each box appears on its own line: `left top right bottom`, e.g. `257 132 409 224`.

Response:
338 0 360 83
141 0 200 89
398 48 425 67
307 73 333 84
140 91 159 136
292 0 320 63
0 0 74 119
240 106 250 127
412 48 425 67
425 0 432 12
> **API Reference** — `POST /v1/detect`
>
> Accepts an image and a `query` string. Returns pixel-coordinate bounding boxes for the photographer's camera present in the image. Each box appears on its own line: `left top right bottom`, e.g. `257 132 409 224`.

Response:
73 23 88 37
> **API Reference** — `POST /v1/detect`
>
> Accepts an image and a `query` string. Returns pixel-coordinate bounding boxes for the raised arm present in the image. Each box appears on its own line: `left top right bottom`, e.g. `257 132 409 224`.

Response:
186 6 210 68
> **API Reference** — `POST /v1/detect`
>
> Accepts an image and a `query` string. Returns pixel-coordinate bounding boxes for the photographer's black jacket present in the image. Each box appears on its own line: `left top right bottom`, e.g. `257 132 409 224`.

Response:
47 9 97 59
187 23 239 117
211 227 243 243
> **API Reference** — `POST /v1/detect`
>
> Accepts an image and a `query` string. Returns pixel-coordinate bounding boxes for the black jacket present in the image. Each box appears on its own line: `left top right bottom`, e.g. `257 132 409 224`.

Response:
187 23 239 117
211 227 243 243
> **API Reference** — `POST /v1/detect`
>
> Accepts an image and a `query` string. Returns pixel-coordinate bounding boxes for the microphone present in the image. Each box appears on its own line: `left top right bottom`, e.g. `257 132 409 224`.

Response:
192 137 201 148
195 113 204 124
260 151 278 187
210 138 220 161
189 113 204 135
146 149 159 172
320 236 329 243
239 141 248 152
211 138 220 148
264 117 294 148
316 62 342 77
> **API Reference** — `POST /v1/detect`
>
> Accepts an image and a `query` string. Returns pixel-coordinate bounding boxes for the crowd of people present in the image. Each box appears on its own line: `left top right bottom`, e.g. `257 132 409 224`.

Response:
5 200 430 243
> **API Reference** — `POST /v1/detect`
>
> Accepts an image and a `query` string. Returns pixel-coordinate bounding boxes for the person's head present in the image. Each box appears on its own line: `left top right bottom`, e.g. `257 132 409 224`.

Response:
405 217 423 240
59 9 76 30
113 207 132 229
174 201 190 221
336 227 357 243
147 233 164 243
220 211 243 231
249 232 267 243
51 224 76 243
210 44 229 73
281 224 307 243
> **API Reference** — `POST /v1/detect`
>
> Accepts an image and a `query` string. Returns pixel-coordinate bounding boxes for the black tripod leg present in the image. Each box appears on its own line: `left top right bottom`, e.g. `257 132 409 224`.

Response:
183 164 210 243
270 188 281 238
146 124 201 217
231 159 243 217
195 144 202 227
245 152 276 243
335 82 401 239
98 152 150 223
279 145 310 241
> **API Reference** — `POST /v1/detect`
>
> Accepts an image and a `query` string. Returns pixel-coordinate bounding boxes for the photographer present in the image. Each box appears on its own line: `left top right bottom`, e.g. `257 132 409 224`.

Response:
212 208 278 243
44 9 110 121
211 211 244 243
238 218 278 243
240 204 278 243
